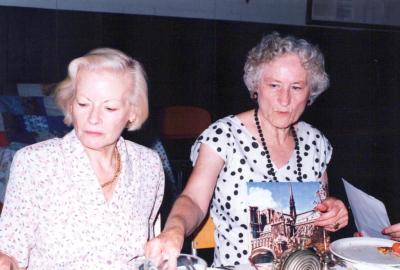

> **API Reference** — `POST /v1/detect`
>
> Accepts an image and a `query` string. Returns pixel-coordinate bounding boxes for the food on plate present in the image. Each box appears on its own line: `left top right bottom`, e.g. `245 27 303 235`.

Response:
377 246 392 255
392 242 400 254
377 242 400 255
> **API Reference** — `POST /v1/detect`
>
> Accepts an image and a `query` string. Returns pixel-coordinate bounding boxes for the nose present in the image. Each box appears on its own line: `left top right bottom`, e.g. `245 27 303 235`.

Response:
88 106 101 125
278 88 291 107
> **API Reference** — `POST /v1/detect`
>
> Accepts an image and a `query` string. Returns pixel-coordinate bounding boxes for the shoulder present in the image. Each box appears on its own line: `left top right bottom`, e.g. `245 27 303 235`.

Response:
195 115 243 144
124 140 161 165
14 137 62 160
210 115 237 129
10 137 63 182
296 121 333 165
190 115 241 163
200 115 238 135
296 121 330 144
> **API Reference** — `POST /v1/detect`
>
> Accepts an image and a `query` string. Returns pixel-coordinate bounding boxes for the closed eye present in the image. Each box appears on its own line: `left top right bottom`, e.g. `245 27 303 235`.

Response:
106 107 118 111
77 102 89 107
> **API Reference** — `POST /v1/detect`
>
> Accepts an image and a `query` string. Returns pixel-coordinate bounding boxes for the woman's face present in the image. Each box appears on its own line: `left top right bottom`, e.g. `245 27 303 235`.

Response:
71 68 135 151
257 53 310 130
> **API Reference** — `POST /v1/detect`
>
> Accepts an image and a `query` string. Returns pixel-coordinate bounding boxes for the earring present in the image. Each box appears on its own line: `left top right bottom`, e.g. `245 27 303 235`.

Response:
252 92 258 100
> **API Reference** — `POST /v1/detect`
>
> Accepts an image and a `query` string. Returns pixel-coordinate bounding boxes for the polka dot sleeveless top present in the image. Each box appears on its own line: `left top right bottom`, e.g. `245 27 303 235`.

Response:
190 115 332 266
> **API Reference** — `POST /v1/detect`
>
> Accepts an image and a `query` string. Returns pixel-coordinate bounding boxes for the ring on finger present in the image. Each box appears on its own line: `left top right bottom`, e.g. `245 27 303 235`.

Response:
334 222 340 230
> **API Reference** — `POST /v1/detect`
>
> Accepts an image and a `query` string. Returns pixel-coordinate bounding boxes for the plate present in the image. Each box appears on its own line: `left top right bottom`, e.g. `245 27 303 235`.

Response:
207 264 256 270
330 237 400 266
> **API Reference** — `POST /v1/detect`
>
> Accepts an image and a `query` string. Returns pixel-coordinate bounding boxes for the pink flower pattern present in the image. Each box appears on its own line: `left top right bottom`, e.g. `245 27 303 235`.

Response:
0 130 164 270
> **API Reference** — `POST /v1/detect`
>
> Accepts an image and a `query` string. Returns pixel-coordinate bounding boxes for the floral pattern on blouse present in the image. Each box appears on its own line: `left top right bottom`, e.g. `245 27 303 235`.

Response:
0 130 164 270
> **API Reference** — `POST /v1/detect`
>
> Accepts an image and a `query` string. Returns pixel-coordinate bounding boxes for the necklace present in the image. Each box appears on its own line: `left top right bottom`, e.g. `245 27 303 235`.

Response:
254 107 303 181
101 148 121 188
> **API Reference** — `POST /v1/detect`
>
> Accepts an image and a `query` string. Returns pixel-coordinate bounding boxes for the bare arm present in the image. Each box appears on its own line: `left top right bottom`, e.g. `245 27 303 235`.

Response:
145 144 224 260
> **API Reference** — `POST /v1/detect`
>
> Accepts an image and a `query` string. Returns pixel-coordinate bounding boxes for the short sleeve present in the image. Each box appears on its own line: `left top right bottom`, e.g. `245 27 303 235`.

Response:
190 120 232 166
320 133 333 168
0 149 39 267
293 122 333 180
313 128 333 176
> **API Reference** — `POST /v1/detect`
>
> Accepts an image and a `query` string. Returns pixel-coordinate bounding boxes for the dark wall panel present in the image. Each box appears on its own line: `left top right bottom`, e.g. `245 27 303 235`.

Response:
56 10 104 80
0 8 7 87
6 8 58 83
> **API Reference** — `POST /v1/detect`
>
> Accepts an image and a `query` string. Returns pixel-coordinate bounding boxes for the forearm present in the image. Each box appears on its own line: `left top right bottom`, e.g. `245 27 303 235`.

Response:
163 194 207 237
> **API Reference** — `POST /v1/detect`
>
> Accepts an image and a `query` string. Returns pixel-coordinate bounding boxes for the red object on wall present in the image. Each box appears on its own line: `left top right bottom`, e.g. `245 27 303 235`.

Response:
0 132 9 147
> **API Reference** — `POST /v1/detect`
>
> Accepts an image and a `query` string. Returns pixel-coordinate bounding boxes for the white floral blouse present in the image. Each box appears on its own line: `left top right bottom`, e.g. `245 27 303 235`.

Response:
0 130 164 270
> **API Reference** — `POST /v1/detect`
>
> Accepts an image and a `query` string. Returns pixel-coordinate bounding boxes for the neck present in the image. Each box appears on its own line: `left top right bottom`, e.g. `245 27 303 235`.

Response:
85 144 117 168
254 107 302 181
256 109 293 145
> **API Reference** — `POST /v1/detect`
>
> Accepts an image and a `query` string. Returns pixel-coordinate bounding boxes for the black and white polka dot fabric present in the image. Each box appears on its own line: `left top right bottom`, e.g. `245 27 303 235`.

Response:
190 115 332 266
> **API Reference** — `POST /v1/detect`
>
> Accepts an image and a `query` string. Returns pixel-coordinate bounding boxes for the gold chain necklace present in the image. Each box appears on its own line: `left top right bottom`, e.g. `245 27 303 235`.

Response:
101 148 121 188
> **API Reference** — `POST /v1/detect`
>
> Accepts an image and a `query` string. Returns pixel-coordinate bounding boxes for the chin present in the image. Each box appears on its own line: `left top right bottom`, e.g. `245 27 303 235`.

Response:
79 136 107 149
80 142 105 151
271 122 294 129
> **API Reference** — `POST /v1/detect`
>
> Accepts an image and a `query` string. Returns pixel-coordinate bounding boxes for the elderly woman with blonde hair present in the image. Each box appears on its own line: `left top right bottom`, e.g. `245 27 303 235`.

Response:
0 48 164 269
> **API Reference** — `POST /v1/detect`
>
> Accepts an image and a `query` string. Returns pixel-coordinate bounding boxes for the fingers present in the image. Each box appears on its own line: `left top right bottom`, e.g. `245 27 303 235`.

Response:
145 231 183 270
353 231 364 237
314 197 348 232
323 214 348 232
382 223 400 234
382 223 400 241
389 233 400 242
145 238 164 263
314 203 328 213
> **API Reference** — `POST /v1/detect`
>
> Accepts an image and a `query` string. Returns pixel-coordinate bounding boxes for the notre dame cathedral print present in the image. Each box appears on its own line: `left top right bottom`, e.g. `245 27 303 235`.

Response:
247 181 326 264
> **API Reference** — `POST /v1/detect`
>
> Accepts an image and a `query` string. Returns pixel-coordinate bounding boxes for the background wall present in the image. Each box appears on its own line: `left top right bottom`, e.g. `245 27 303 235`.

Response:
1 4 400 239
0 0 309 26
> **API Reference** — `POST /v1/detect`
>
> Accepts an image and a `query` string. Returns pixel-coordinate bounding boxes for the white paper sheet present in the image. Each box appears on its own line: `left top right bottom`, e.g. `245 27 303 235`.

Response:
342 178 391 239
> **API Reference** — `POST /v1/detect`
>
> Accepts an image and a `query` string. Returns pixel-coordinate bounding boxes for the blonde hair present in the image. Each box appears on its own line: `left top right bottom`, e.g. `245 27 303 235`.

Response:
55 48 149 131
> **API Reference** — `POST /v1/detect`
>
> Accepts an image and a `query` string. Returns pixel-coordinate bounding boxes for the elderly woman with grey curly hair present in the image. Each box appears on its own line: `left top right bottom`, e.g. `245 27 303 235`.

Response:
146 32 348 267
0 48 164 270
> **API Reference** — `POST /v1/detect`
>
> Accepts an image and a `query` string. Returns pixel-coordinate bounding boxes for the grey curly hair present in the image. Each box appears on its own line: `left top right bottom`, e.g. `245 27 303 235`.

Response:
243 32 329 105
55 47 148 131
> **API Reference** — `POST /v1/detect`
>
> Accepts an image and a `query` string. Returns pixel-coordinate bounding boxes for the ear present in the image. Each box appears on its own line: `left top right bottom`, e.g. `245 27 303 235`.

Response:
128 105 137 123
307 92 313 106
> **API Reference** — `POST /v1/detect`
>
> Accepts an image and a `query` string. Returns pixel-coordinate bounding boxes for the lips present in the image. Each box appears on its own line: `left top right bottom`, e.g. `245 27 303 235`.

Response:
85 130 103 135
273 108 292 113
274 111 291 115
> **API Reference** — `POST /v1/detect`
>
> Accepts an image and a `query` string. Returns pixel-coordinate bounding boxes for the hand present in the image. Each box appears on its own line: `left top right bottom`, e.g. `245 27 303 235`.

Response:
382 223 400 241
145 228 184 269
314 197 348 232
0 253 20 270
353 231 364 237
